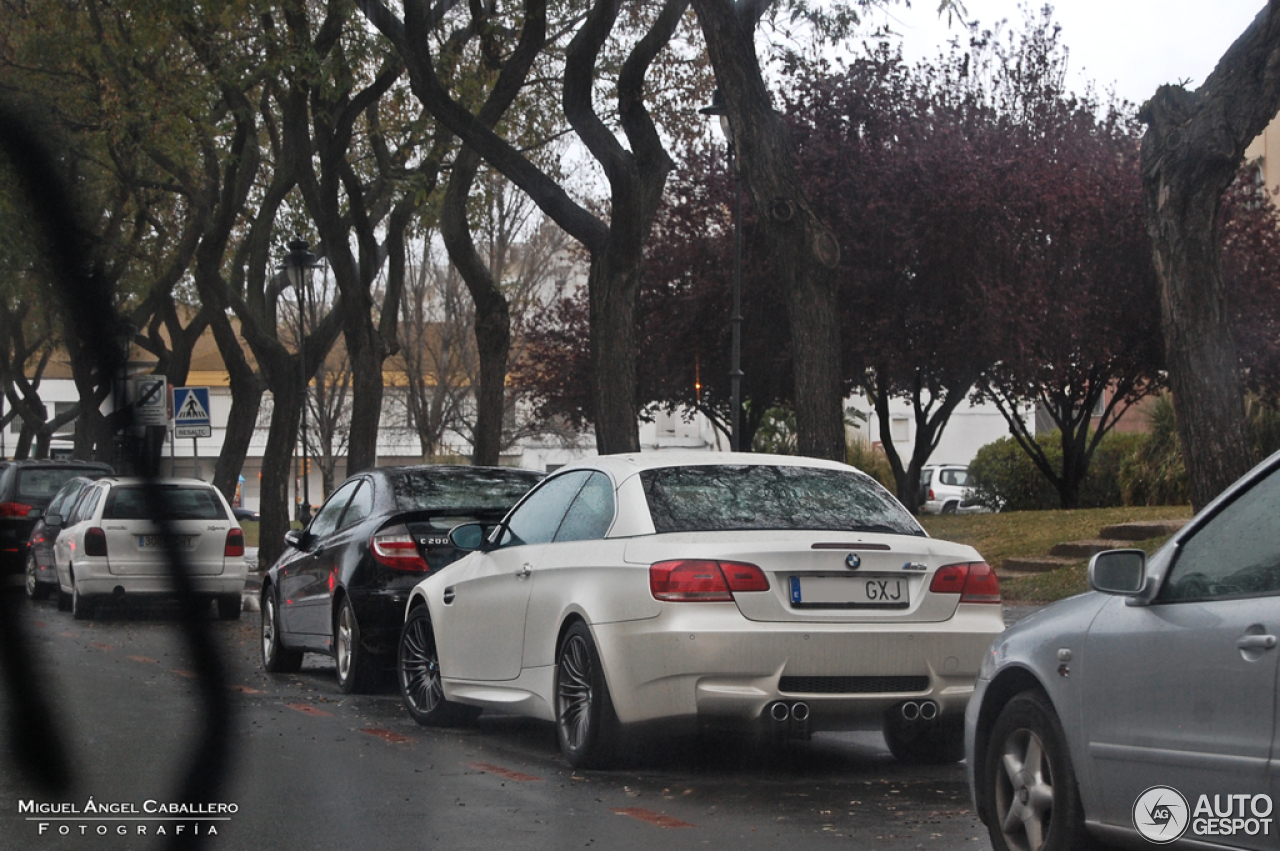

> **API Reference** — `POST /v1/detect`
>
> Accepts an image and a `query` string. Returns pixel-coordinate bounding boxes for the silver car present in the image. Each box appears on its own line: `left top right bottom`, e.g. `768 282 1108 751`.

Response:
966 452 1280 851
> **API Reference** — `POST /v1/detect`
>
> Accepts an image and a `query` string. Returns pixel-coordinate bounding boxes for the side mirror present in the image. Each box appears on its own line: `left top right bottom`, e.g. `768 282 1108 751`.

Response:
283 529 307 549
449 522 486 552
44 513 62 527
1089 549 1148 596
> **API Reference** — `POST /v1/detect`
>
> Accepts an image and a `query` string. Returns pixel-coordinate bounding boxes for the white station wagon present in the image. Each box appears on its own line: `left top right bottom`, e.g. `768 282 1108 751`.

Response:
397 452 1005 767
51 477 247 620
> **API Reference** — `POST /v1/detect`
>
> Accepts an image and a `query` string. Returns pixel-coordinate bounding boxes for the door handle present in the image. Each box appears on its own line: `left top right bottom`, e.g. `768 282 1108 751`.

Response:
1236 634 1277 650
516 564 533 579
443 586 455 604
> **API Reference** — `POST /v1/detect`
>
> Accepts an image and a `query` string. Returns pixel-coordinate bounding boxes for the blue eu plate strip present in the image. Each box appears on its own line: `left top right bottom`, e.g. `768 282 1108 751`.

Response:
789 576 802 604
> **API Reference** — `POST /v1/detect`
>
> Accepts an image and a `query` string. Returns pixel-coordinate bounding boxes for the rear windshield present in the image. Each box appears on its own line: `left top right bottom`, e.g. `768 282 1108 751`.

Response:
104 486 228 520
939 469 970 487
17 467 110 505
641 465 924 536
392 468 542 513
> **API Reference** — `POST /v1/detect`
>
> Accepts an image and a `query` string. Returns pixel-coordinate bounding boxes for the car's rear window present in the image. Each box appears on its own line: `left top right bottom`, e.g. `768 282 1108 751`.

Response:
392 468 542 513
939 469 970 487
104 486 227 520
16 468 109 504
641 465 924 536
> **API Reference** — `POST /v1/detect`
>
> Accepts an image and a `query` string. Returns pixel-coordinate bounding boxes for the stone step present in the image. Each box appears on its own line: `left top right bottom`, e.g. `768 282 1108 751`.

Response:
1000 555 1078 575
1049 539 1134 559
1097 520 1187 541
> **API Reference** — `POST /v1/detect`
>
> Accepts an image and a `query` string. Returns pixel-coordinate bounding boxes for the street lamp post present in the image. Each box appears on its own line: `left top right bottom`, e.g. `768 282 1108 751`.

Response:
700 89 744 452
283 238 317 522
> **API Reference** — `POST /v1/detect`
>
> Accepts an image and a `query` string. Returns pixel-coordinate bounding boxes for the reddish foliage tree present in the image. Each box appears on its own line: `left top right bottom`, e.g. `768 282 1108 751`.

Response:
961 14 1165 510
784 49 1011 508
517 144 794 448
1222 168 1280 401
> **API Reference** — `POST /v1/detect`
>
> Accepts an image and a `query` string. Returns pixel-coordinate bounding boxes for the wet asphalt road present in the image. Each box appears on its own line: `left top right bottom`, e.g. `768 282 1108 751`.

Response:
0 597 1034 851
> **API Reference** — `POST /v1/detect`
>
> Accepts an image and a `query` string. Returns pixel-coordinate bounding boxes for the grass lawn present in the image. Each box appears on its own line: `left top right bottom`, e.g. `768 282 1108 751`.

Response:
237 520 302 550
919 505 1194 604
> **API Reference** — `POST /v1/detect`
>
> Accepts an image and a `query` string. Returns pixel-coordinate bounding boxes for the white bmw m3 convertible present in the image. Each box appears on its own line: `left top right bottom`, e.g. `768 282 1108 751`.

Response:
396 452 1004 767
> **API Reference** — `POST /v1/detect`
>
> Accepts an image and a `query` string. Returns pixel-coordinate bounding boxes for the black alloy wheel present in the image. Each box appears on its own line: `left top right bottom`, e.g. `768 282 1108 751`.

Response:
554 621 621 769
397 605 480 727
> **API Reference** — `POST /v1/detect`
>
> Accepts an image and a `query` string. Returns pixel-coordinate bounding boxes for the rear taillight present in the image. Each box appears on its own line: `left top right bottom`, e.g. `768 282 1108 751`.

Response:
928 489 935 501
960 562 1001 603
225 528 245 558
371 527 429 572
929 562 1000 603
650 559 769 602
0 501 33 517
84 527 107 557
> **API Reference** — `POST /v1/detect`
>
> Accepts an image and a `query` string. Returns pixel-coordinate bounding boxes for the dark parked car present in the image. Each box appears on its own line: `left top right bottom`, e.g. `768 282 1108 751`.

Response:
0 459 114 584
24 475 106 599
232 507 260 522
260 465 543 693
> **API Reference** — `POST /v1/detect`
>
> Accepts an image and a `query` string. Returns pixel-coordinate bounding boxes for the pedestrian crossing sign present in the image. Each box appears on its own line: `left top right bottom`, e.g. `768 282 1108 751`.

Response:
174 386 212 438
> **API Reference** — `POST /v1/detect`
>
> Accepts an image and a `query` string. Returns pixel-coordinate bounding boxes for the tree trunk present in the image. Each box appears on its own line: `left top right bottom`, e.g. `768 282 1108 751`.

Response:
691 0 845 461
441 145 512 467
209 311 263 503
1139 2 1280 509
588 250 642 454
869 374 970 512
256 374 302 571
342 307 383 476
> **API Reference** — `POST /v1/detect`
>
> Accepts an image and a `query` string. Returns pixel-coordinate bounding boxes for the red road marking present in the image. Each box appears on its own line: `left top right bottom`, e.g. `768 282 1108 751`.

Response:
32 621 46 628
229 685 263 694
127 655 159 664
361 728 412 744
468 762 543 782
287 703 333 717
612 808 695 829
60 632 78 638
171 669 197 678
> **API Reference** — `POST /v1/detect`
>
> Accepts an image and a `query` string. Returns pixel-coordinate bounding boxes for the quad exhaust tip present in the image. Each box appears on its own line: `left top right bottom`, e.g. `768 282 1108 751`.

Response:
901 700 938 722
768 701 808 721
769 701 810 723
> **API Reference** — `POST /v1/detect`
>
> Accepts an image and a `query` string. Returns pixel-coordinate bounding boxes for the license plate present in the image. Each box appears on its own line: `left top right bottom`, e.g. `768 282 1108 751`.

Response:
789 575 910 609
138 535 196 549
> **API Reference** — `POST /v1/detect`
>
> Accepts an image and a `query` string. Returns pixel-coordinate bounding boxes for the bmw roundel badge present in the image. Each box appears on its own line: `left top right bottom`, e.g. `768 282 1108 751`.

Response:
845 553 861 570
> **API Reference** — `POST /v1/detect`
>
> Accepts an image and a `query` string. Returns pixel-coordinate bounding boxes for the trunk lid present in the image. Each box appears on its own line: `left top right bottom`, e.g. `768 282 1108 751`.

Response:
623 530 983 623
